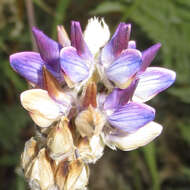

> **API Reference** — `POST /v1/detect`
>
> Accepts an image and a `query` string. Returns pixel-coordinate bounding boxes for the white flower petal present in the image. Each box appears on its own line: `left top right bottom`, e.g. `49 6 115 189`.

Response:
78 135 105 163
133 67 176 102
21 89 61 127
29 112 57 128
105 121 163 151
84 17 110 55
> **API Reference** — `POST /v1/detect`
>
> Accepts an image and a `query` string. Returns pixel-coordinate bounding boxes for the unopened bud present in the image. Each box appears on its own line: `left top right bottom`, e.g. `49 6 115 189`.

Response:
47 120 75 161
84 17 110 55
21 137 38 172
25 148 55 190
64 159 89 190
55 159 89 190
78 135 105 163
57 25 71 47
55 160 69 190
75 106 106 137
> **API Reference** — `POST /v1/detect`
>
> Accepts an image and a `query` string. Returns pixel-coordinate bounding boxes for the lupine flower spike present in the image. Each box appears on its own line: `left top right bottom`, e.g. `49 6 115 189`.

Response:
10 17 176 190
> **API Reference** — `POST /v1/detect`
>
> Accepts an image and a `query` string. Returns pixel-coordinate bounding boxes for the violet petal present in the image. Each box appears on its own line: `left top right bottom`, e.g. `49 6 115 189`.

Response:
104 80 138 110
32 27 61 73
60 47 89 83
141 43 161 71
101 23 131 65
134 67 176 102
106 49 142 88
108 102 155 133
10 52 44 87
71 21 92 59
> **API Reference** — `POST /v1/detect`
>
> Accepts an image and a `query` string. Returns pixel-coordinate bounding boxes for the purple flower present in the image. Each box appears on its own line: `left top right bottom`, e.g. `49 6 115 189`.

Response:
103 81 155 133
100 23 143 89
20 68 73 128
101 82 162 151
75 79 158 152
10 27 64 87
59 20 142 90
101 24 176 101
133 43 176 102
60 18 111 87
60 21 92 86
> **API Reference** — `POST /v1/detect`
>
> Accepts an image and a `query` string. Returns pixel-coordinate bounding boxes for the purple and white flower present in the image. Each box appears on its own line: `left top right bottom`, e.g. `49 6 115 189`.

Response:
9 17 177 190
60 18 110 88
133 43 176 102
75 80 158 152
100 23 143 89
20 68 73 128
100 24 176 95
9 17 176 154
10 27 65 87
100 81 162 151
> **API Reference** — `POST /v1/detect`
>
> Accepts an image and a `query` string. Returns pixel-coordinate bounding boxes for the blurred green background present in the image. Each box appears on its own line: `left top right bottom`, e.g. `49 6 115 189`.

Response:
1 0 190 189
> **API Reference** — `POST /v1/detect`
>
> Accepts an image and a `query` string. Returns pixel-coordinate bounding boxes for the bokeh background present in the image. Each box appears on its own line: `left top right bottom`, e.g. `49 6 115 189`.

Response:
1 0 190 189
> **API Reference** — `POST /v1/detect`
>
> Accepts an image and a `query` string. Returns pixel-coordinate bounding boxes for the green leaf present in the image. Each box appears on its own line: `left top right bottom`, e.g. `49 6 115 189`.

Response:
52 0 71 38
2 60 26 91
33 0 54 15
0 104 30 150
0 155 19 166
169 87 190 104
90 1 125 15
177 120 190 144
16 175 27 190
142 143 160 190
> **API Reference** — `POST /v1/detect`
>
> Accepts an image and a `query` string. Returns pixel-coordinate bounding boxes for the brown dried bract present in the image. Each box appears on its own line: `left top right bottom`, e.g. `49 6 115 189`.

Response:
83 82 97 108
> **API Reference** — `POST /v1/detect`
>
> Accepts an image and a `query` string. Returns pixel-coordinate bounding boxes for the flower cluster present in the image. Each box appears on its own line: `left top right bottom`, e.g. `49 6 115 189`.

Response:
10 17 176 190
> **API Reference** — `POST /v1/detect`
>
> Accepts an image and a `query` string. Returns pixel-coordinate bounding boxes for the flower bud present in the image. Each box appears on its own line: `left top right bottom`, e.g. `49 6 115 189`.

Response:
21 137 38 172
55 160 69 190
84 17 110 55
64 159 89 190
47 120 75 161
25 148 55 190
75 105 106 137
55 159 89 190
57 25 71 47
77 135 105 163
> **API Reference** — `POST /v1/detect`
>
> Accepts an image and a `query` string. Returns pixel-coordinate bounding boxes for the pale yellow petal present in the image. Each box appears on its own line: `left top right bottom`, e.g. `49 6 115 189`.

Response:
21 89 60 127
29 112 57 128
64 160 89 190
75 106 106 137
47 120 74 160
78 135 105 163
21 137 38 171
25 148 55 190
106 121 163 151
55 160 69 190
